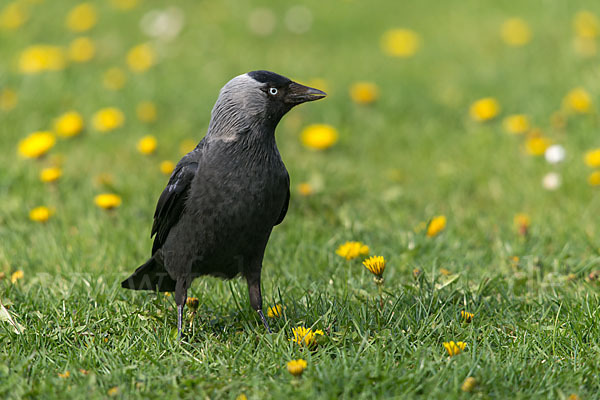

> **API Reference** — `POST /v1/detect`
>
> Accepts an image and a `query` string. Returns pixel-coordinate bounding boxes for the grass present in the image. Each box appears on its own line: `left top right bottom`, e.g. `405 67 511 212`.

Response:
2 0 600 398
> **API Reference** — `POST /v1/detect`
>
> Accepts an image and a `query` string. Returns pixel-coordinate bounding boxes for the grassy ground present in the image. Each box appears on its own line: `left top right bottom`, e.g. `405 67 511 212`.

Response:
2 0 600 398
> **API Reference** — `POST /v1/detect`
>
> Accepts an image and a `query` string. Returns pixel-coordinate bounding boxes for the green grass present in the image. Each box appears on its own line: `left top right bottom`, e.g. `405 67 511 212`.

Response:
2 0 600 398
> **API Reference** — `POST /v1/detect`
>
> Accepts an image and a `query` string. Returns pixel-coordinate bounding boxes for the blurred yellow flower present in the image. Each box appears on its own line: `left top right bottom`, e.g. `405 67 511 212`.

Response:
588 171 600 186
92 107 124 132
297 182 314 196
461 311 474 323
66 3 97 32
291 326 323 348
381 28 420 57
300 124 338 150
127 43 155 73
180 139 197 155
103 67 127 91
19 45 67 74
0 2 29 31
137 101 157 123
349 82 379 105
469 97 500 121
40 167 62 183
501 18 532 46
110 0 139 10
514 213 530 235
286 359 307 377
426 215 446 237
461 377 477 392
58 371 70 379
137 135 157 155
29 206 52 222
11 269 24 283
525 135 551 156
443 341 466 356
585 149 600 168
574 11 599 39
68 37 95 62
186 297 199 311
267 304 283 318
94 193 122 209
0 88 18 111
107 387 119 397
159 160 175 175
54 111 84 138
336 241 369 260
18 131 56 158
235 395 247 400
362 255 386 278
503 114 529 134
562 87 592 113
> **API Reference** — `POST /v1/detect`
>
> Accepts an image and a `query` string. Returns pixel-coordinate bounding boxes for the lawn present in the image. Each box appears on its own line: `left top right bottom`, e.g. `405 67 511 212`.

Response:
2 0 600 398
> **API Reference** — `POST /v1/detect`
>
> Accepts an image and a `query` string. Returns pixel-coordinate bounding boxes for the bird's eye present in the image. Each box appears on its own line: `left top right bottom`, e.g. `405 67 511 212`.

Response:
268 87 278 95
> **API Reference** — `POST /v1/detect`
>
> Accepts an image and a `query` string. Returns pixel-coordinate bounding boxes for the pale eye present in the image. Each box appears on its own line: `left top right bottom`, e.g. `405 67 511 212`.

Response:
269 87 278 95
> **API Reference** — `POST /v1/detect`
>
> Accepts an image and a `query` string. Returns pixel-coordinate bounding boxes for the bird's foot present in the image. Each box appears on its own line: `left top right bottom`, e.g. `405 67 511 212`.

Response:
177 304 184 341
257 309 272 333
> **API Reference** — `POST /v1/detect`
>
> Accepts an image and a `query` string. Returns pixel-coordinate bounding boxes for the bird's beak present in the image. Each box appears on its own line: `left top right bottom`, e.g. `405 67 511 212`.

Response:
287 82 327 105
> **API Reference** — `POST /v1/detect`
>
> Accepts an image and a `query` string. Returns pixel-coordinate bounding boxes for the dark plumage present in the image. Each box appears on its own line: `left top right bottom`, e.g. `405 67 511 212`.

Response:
121 71 326 338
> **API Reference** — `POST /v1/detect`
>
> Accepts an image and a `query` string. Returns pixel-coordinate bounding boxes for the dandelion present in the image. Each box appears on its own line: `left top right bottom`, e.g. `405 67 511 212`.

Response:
11 270 24 283
286 359 307 377
0 2 29 31
588 171 600 186
127 43 156 73
29 206 52 222
58 371 70 379
160 160 175 175
267 304 283 318
297 182 313 196
567 395 581 400
300 124 338 150
439 268 451 276
545 144 565 164
137 135 157 155
19 45 66 74
584 149 600 168
503 114 529 134
501 18 532 46
563 87 592 114
443 341 466 357
65 3 97 32
103 68 127 91
137 101 157 123
186 297 199 311
79 369 89 375
180 139 197 155
542 172 561 191
514 213 530 236
235 395 248 400
107 386 119 397
40 167 62 183
291 326 323 348
461 377 477 392
336 241 369 260
110 0 139 10
349 82 379 105
54 111 84 138
461 311 474 323
426 215 446 237
525 134 551 156
92 107 124 132
68 37 95 62
380 28 421 57
574 11 599 39
469 97 500 122
0 88 18 111
362 256 386 281
18 131 56 159
94 193 122 210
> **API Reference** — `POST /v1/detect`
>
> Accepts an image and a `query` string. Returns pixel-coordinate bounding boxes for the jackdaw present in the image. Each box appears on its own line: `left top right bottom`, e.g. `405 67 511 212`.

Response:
121 70 326 338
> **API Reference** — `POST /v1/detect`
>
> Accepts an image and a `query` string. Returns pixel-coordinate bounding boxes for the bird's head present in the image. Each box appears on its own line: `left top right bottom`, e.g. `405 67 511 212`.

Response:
207 70 326 141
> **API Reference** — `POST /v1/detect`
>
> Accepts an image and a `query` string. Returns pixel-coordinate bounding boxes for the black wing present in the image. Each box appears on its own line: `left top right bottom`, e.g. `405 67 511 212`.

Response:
274 173 290 226
151 157 199 254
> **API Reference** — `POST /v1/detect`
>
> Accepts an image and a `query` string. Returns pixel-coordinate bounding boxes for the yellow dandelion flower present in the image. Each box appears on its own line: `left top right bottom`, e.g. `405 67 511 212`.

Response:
286 359 307 377
29 206 52 222
54 111 84 138
525 135 551 156
92 107 124 132
362 255 386 278
18 131 55 159
137 135 157 155
40 167 62 183
426 215 446 237
297 182 314 196
180 139 197 155
461 377 477 392
574 11 599 39
107 386 119 397
186 297 199 311
563 87 592 114
584 149 600 168
300 124 338 150
443 341 466 357
349 82 379 105
503 114 529 134
0 2 28 31
11 270 24 283
381 28 421 58
235 395 248 400
110 0 139 10
267 304 283 318
58 371 70 379
127 43 155 73
501 18 532 46
66 3 97 33
461 311 474 323
588 171 600 186
19 45 67 74
290 326 324 348
160 160 175 175
0 88 18 111
68 37 95 63
469 97 500 122
103 67 127 91
514 213 530 235
336 241 369 260
94 193 122 209
136 101 157 123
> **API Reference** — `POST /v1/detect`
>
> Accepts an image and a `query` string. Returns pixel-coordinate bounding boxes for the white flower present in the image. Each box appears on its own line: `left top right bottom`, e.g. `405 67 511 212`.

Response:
542 172 561 191
545 144 566 164
140 7 184 41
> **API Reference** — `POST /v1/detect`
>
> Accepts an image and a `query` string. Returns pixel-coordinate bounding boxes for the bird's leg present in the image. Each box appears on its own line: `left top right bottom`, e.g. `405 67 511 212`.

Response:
177 303 184 340
175 278 188 341
247 274 271 333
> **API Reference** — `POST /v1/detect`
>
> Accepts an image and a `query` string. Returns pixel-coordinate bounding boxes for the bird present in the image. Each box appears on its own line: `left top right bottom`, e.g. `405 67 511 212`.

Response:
121 70 326 338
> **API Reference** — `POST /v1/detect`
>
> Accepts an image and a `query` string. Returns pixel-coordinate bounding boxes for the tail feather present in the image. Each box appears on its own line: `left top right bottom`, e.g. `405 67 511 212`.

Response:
121 257 176 292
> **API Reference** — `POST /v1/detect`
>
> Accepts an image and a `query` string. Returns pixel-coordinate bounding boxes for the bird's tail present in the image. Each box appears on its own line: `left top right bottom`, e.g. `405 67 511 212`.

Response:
121 256 176 292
